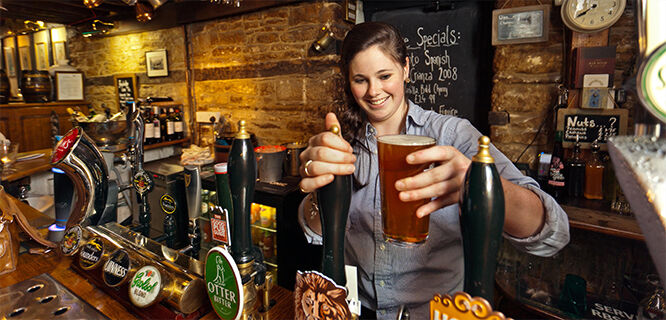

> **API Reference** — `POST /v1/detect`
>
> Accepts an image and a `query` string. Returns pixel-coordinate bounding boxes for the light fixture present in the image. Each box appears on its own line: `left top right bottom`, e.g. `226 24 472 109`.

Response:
147 0 167 9
312 26 335 53
135 2 153 22
24 20 45 32
120 0 137 5
83 0 103 8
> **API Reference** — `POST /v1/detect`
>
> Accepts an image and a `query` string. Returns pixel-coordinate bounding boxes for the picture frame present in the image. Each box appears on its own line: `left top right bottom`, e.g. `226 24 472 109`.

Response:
18 46 32 71
4 47 16 77
35 42 49 70
492 4 550 46
145 50 168 77
345 0 357 24
53 41 67 63
55 71 84 101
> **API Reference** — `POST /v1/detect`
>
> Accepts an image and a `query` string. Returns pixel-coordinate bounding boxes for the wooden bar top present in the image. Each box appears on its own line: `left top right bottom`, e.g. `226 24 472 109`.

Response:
0 197 296 319
1 148 53 183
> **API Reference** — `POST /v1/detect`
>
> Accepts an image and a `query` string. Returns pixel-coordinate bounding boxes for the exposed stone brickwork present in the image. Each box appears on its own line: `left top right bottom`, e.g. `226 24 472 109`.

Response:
65 0 636 156
493 0 637 168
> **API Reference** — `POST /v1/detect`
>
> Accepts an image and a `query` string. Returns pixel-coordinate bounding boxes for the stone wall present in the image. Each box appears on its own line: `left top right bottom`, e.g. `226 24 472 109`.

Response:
491 0 637 167
67 1 347 147
66 0 637 154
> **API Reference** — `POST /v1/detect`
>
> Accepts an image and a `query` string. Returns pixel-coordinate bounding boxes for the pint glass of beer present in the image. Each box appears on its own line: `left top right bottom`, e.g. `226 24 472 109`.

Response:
378 134 436 246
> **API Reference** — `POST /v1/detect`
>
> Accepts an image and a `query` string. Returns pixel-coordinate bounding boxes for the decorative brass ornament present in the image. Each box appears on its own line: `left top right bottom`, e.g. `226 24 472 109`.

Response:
430 292 511 320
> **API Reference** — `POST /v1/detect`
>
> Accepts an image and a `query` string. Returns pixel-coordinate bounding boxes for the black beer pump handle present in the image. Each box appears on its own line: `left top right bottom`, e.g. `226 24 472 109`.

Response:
228 120 256 264
316 125 352 286
459 136 505 305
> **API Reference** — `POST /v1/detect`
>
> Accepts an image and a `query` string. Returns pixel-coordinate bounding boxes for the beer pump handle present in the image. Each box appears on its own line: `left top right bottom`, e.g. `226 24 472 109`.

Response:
228 120 256 264
316 125 352 286
459 136 505 304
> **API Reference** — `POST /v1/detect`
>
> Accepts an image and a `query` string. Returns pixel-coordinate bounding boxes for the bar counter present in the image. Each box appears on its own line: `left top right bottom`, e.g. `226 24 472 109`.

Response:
0 197 296 319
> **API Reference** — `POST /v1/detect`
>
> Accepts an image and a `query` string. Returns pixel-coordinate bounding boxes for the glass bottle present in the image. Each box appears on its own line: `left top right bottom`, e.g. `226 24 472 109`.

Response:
584 140 604 200
174 107 184 140
159 107 168 142
152 106 162 143
547 131 566 200
143 108 154 145
565 138 585 198
166 107 175 141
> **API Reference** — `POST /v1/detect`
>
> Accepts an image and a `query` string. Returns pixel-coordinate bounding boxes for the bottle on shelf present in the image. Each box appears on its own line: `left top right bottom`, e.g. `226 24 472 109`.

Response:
174 107 184 140
152 106 162 143
166 107 175 141
144 108 154 144
584 140 604 200
565 137 585 198
159 107 168 142
547 131 566 200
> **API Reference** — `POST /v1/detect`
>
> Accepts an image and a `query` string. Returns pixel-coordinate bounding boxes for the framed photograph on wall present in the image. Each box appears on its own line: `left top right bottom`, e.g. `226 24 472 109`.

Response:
55 71 84 101
35 42 49 70
145 50 168 77
53 41 67 63
18 46 32 70
4 47 16 77
491 5 550 46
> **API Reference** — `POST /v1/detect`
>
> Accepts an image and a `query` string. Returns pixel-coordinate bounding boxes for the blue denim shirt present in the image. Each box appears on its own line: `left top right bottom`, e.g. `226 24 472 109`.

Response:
301 102 570 319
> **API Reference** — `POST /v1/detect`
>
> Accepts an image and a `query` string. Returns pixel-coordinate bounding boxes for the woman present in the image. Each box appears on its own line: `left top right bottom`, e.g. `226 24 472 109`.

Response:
298 22 569 319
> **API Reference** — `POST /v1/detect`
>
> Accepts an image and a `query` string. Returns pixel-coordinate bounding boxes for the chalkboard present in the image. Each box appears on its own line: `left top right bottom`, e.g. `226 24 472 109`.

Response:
366 1 494 133
114 74 137 109
557 108 629 150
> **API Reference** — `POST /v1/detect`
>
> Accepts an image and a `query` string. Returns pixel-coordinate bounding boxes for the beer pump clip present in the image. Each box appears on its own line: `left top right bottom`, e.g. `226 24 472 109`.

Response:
293 125 359 320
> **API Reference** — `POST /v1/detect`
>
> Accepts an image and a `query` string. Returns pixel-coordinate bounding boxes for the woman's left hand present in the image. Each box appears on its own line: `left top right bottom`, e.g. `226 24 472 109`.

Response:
394 145 471 218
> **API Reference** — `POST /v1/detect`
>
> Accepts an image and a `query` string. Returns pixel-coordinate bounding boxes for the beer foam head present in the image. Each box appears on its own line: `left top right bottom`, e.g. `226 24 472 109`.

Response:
377 134 435 146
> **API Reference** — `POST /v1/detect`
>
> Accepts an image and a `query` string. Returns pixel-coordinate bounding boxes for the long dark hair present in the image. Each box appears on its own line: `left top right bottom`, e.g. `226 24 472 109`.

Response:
339 21 408 143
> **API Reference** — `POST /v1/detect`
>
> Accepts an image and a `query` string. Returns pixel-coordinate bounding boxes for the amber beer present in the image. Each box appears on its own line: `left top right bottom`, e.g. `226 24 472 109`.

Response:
378 134 436 245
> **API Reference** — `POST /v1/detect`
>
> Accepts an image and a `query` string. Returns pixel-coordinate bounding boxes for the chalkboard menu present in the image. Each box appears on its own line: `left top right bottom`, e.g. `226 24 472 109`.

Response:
366 1 494 133
557 108 628 150
114 74 137 109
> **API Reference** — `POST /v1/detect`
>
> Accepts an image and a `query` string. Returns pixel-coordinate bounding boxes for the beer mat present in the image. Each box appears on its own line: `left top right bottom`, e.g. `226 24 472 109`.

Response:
17 153 45 161
0 273 109 319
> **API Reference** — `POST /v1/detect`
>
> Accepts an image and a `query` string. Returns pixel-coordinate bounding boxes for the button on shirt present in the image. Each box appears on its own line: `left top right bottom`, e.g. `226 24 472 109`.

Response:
301 102 570 320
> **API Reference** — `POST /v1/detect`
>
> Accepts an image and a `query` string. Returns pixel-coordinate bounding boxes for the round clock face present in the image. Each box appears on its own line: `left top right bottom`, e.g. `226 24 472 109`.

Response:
561 0 626 33
637 43 666 124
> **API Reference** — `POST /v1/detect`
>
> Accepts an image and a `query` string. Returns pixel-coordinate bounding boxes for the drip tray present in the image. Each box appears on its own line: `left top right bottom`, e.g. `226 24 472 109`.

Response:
0 273 108 319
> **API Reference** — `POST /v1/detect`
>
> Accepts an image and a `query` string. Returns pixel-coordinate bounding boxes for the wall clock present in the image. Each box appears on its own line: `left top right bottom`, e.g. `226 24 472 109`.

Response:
561 0 626 33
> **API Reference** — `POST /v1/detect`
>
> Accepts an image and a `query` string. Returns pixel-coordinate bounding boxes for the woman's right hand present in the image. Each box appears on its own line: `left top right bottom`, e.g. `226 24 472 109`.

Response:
298 113 356 193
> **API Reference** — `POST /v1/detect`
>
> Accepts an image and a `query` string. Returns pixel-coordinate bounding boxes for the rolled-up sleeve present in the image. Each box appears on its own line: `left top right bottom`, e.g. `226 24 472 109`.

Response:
503 184 570 257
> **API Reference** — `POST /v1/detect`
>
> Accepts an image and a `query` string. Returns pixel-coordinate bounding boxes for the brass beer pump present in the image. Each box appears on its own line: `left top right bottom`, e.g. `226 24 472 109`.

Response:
227 120 273 318
459 136 505 304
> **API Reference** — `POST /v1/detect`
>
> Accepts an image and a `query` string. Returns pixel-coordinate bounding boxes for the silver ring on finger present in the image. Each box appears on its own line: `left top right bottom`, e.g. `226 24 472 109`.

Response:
304 159 313 177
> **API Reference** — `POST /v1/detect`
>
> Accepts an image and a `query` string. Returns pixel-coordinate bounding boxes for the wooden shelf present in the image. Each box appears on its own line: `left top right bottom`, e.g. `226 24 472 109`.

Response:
559 197 643 241
143 137 190 151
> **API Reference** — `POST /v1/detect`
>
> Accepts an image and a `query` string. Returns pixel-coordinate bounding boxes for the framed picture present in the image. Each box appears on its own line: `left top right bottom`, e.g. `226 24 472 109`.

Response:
145 50 168 77
56 71 84 101
18 46 32 71
53 41 67 63
35 42 49 70
492 5 550 46
345 0 357 23
4 47 16 77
